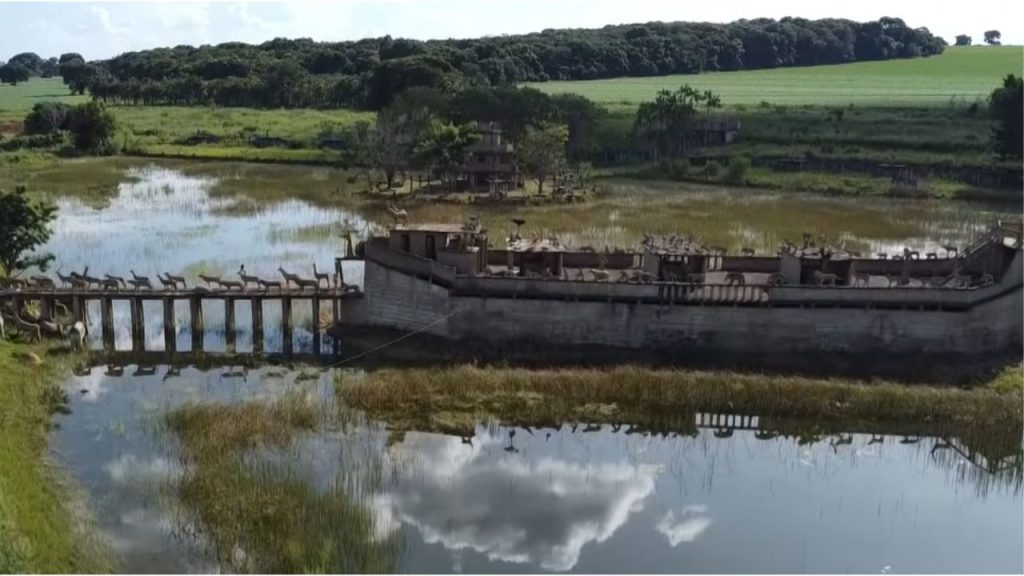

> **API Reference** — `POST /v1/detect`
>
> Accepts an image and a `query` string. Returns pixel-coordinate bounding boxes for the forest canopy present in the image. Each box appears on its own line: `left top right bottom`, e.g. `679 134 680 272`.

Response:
8 17 946 110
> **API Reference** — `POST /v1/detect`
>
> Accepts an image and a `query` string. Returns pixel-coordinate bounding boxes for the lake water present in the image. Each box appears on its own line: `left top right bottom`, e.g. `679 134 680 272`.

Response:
34 161 1023 573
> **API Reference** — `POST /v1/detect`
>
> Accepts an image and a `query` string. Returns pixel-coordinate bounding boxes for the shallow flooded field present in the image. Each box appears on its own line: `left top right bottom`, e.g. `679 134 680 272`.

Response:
21 160 1023 572
54 365 1023 573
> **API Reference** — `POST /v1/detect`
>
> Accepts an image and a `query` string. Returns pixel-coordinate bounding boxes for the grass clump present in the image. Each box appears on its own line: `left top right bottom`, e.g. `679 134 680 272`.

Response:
0 340 110 572
989 365 1024 395
165 393 400 573
338 365 1023 442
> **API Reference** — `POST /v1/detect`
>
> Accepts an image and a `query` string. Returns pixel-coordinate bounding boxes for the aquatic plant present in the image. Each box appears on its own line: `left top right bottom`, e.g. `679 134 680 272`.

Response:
164 393 401 573
338 365 1023 447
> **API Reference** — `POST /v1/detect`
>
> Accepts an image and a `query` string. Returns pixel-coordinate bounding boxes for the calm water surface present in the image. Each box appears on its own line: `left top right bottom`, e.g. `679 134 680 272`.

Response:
38 162 1023 573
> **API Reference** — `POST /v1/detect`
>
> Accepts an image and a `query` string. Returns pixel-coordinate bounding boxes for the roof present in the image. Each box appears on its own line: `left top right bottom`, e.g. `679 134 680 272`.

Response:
392 223 481 234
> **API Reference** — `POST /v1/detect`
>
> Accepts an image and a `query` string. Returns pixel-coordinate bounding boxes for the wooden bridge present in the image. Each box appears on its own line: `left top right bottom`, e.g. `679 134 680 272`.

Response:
0 285 361 355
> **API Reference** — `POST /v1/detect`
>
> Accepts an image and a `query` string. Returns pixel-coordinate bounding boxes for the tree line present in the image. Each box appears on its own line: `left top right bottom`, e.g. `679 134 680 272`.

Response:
2 16 945 110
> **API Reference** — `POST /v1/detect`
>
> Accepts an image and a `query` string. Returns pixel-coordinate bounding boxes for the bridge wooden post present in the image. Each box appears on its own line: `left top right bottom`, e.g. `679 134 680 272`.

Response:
224 298 236 352
281 297 293 355
190 297 203 351
130 298 145 352
311 295 320 354
101 296 114 351
38 297 53 321
163 298 176 353
71 295 83 324
251 298 263 353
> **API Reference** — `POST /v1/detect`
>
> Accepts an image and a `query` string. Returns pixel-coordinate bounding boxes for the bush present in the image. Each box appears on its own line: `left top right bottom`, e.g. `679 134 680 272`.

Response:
23 102 73 135
723 156 750 184
703 160 720 178
67 102 116 154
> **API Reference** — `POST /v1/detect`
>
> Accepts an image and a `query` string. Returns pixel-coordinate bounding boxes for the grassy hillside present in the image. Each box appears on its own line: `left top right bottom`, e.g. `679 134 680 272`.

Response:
531 46 1023 107
0 77 88 114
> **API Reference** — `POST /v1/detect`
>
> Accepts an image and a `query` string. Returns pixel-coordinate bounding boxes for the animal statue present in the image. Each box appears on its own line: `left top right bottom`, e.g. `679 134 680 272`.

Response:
104 274 127 289
38 319 64 338
766 273 787 287
238 265 261 288
876 253 888 260
157 274 178 290
198 273 221 288
64 321 88 350
29 275 56 290
10 313 41 342
925 252 938 260
278 267 301 289
709 245 728 256
942 245 959 258
589 269 611 282
292 275 320 292
387 203 408 226
56 267 75 288
724 272 745 286
81 268 104 289
129 270 153 291
852 272 871 287
312 264 330 288
904 249 920 260
257 279 282 292
217 277 244 291
100 277 122 291
813 270 838 286
163 272 187 289
740 247 755 257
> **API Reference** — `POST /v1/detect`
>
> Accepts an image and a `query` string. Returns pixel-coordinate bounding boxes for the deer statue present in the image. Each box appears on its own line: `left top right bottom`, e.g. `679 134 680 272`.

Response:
104 273 128 289
162 272 187 289
238 265 261 289
312 264 330 288
157 273 178 290
386 202 408 226
198 273 222 288
129 270 153 291
278 267 301 289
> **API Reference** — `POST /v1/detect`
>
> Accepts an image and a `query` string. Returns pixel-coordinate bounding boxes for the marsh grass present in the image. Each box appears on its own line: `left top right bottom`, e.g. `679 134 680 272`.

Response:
0 341 110 572
398 177 1004 252
164 393 400 573
338 365 1023 444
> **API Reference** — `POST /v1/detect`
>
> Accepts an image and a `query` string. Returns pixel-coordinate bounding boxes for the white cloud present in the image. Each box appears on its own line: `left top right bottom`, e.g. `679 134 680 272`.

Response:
656 505 712 546
374 430 659 571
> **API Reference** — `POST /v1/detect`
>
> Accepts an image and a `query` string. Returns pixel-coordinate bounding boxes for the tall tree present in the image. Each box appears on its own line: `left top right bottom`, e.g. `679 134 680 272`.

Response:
634 84 714 160
517 123 569 195
0 63 31 86
989 74 1023 159
954 34 972 46
413 120 478 190
0 188 57 277
984 30 1002 45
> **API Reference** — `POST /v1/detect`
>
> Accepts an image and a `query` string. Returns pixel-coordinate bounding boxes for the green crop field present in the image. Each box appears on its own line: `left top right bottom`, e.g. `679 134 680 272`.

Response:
0 77 88 117
530 46 1024 107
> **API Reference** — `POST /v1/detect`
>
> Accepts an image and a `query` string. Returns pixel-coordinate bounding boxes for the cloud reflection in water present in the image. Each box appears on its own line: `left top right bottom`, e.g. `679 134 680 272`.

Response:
374 430 659 571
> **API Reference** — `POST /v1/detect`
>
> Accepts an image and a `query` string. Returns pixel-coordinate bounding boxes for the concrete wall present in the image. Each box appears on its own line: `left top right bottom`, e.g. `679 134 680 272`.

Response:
353 260 1024 356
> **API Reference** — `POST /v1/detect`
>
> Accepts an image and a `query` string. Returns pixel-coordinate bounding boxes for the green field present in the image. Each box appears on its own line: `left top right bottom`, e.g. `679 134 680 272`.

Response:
0 77 88 117
531 46 1024 107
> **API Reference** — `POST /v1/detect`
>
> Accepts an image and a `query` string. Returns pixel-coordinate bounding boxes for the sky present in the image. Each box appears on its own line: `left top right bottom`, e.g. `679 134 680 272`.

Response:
0 0 1021 62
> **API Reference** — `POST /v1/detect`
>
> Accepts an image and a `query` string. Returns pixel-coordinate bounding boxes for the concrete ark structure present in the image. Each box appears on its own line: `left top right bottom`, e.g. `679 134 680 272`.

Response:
342 221 1024 359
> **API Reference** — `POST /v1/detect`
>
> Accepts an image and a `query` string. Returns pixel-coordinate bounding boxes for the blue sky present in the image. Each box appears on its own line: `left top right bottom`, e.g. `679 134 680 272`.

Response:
1 1 1021 61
